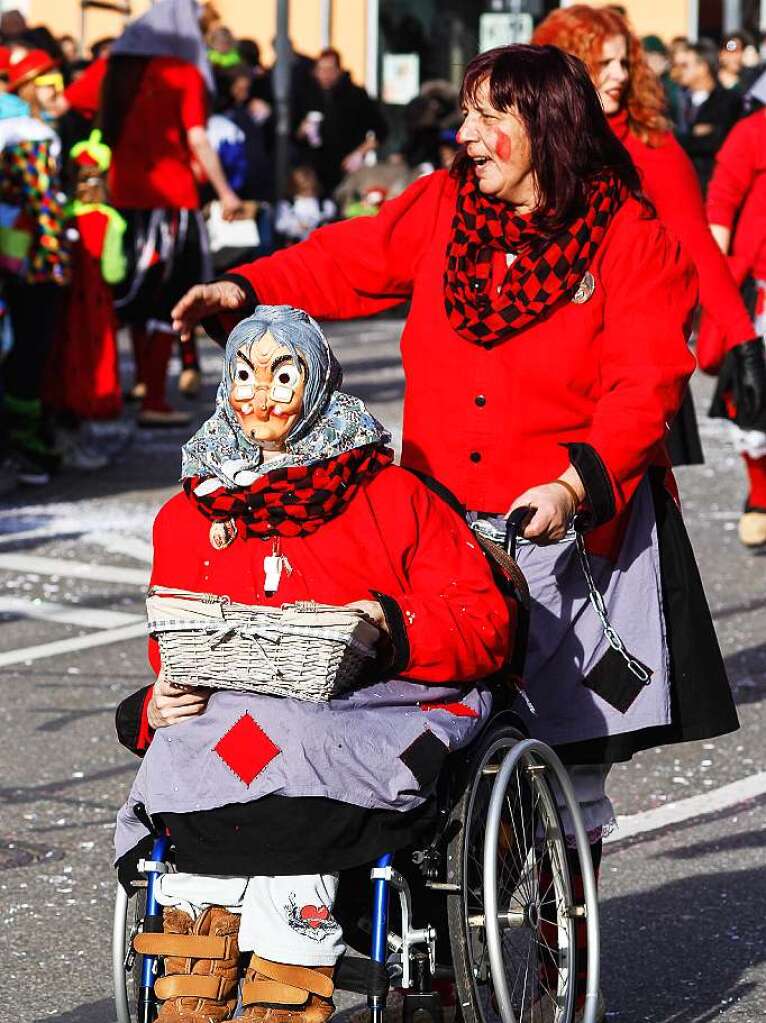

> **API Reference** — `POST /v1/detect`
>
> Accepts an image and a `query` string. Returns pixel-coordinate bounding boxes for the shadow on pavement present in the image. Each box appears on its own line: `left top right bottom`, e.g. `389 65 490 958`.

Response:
602 866 765 1021
35 997 114 1022
725 639 766 707
655 827 766 860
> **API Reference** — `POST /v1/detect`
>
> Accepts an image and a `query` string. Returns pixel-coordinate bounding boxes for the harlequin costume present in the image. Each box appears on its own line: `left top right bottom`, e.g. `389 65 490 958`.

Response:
42 130 126 422
0 49 69 475
114 306 511 1022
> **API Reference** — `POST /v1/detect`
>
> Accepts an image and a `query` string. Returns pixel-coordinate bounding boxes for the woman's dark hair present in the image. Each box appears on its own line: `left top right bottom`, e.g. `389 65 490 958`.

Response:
453 44 647 234
100 55 151 149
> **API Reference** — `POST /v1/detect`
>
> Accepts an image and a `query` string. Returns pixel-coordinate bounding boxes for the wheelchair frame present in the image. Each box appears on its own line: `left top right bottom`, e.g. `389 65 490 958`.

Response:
113 508 600 1023
113 723 600 1023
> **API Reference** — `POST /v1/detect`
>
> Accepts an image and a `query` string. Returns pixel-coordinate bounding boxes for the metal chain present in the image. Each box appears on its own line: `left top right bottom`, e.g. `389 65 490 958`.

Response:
575 532 651 683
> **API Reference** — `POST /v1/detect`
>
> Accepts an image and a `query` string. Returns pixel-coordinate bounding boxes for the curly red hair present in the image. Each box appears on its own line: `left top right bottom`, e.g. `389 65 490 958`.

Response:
532 5 669 147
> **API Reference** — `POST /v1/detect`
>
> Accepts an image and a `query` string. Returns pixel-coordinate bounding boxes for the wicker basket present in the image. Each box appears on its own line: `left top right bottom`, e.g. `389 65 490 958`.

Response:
146 586 380 702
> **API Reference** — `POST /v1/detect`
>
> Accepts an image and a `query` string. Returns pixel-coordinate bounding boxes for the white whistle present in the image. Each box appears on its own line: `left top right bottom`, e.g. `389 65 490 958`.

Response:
264 554 282 595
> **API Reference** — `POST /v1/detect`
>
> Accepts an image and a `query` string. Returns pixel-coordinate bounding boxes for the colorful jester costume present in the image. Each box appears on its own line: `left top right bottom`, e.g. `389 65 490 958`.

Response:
43 130 127 421
0 98 69 473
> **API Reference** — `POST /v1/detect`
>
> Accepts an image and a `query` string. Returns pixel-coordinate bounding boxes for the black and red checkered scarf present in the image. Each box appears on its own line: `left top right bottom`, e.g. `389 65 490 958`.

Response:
184 443 393 539
444 169 626 346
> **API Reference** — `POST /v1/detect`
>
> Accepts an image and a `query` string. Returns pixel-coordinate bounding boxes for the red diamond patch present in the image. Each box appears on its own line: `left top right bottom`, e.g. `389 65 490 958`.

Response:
214 713 281 786
419 700 479 718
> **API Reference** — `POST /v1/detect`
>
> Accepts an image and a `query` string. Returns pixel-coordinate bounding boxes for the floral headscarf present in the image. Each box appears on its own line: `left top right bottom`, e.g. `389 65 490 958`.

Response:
181 305 390 493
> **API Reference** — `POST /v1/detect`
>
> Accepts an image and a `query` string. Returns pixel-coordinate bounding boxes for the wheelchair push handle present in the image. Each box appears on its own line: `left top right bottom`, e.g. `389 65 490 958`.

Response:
133 802 162 837
504 506 532 561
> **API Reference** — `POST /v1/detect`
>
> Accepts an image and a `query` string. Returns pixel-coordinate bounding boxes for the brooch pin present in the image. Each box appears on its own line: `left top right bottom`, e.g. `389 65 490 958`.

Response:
571 271 596 305
209 518 238 550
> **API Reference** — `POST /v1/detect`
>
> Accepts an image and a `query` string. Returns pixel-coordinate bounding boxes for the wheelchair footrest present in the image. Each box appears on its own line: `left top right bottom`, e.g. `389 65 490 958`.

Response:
403 991 443 1023
335 955 390 998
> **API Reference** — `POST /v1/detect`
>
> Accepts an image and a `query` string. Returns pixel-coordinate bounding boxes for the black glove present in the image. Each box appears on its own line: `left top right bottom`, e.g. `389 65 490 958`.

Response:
732 338 766 429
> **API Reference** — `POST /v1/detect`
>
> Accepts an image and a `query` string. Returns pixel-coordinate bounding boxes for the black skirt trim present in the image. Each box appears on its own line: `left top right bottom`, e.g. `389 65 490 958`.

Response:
666 389 705 467
117 794 438 880
554 471 738 765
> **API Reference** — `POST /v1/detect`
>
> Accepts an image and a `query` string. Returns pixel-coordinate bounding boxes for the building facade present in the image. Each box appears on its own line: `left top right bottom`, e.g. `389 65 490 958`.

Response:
7 0 765 97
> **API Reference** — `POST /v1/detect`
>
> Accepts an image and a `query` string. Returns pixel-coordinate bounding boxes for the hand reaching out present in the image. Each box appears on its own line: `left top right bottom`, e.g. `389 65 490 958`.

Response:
171 280 247 341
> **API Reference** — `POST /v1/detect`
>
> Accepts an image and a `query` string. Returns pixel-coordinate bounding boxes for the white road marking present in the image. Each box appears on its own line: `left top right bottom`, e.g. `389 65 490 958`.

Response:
88 532 154 565
0 526 82 546
0 553 147 586
0 528 154 565
608 770 766 843
0 597 142 630
0 621 147 668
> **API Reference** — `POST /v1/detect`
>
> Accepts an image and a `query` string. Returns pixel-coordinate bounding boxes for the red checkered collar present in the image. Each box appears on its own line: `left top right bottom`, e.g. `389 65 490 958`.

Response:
443 168 626 346
183 444 394 539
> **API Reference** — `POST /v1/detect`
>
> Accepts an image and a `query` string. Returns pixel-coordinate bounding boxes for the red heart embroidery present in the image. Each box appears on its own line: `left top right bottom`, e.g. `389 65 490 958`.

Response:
299 904 330 928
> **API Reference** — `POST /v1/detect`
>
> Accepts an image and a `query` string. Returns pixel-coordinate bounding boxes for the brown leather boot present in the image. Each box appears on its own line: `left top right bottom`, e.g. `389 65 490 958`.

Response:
132 905 240 1022
239 954 335 1023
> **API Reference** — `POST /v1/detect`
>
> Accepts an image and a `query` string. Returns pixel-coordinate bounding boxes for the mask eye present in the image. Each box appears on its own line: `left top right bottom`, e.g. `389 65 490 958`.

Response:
274 363 301 389
233 359 255 401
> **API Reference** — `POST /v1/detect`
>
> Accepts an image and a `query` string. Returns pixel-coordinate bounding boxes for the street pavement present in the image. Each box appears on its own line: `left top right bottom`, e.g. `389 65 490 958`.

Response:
0 317 763 1023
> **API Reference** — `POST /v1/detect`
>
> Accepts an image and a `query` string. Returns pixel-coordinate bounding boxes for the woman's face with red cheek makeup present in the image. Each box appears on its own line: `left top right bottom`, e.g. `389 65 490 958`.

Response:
456 78 537 212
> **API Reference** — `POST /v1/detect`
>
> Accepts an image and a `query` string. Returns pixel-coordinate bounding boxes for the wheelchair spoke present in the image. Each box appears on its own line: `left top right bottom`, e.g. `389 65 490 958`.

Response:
450 732 590 1023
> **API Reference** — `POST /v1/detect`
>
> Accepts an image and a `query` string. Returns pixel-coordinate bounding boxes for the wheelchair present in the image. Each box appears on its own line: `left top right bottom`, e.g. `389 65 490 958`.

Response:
113 511 601 1023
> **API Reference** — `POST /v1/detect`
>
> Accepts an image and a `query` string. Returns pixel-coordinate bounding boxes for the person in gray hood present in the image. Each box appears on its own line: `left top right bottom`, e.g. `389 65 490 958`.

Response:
114 305 512 1023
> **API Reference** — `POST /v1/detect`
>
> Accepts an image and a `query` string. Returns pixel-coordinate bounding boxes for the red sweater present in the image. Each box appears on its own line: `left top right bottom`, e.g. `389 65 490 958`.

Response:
706 109 766 283
227 171 696 534
65 57 206 210
146 467 512 685
610 110 753 353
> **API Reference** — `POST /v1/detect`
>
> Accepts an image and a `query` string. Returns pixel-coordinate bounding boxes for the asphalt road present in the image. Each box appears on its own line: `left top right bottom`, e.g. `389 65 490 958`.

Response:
0 318 763 1023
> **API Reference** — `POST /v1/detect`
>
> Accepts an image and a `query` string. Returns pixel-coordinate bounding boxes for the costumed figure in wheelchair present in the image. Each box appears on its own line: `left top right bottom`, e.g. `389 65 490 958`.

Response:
113 305 600 1023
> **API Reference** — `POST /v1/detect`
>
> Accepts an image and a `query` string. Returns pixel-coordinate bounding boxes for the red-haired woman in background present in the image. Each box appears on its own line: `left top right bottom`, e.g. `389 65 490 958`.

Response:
533 4 766 547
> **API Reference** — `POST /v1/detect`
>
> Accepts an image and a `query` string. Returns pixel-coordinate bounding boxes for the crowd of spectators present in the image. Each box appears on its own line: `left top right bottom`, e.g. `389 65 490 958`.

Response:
1 0 765 500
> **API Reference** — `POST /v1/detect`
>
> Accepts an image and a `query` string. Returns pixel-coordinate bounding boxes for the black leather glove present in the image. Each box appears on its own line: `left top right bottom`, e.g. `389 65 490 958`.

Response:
732 338 766 429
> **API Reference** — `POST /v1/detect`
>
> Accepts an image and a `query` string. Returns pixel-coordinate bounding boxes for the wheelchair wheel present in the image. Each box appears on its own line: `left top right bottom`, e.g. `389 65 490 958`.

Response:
113 883 149 1023
446 727 599 1023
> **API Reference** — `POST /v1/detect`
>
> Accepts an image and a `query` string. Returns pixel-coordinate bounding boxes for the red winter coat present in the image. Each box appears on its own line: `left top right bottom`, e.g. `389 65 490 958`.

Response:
43 208 122 420
224 171 697 549
707 110 766 285
65 56 207 210
144 464 512 695
608 110 753 374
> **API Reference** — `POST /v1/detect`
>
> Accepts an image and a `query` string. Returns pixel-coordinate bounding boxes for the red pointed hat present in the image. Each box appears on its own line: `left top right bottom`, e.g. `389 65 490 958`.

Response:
6 49 57 92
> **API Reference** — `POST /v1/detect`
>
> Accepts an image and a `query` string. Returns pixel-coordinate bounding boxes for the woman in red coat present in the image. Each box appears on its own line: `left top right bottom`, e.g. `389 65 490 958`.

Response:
115 305 511 1023
706 110 766 546
174 48 738 1017
532 4 766 546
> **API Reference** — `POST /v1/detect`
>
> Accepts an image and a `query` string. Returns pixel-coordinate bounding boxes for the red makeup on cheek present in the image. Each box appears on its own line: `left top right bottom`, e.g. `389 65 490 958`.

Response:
494 130 512 161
